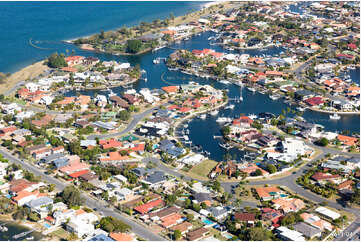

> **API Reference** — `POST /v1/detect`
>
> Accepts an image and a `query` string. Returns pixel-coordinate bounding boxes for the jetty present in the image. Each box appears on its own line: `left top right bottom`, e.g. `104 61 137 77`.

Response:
13 229 35 239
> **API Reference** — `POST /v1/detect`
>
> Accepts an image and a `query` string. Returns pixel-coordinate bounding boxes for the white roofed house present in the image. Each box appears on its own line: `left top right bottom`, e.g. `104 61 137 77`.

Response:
15 111 34 121
25 196 53 219
39 95 54 106
25 82 40 92
94 95 108 107
280 137 312 156
114 62 131 71
66 211 98 238
115 188 134 201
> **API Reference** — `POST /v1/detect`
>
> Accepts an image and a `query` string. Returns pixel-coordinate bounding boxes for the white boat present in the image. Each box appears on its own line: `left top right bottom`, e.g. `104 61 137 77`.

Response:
168 67 179 71
219 80 231 85
200 114 207 119
224 104 235 109
108 89 116 97
297 107 306 112
216 117 232 123
210 110 219 115
248 114 257 120
26 236 34 240
247 87 256 92
239 96 243 102
219 143 231 150
269 94 280 100
152 46 166 52
329 113 341 120
153 58 160 64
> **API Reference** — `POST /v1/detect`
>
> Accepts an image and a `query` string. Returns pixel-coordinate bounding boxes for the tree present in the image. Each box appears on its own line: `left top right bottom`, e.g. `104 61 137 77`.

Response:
221 126 231 136
246 227 272 241
117 110 131 121
47 52 67 68
316 137 329 147
267 164 277 174
126 39 142 53
61 186 82 207
100 216 131 233
254 169 263 176
173 230 182 240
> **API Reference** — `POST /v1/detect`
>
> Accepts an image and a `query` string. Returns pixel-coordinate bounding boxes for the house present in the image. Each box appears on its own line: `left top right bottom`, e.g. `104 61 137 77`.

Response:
207 206 231 220
275 226 305 241
315 206 340 220
294 222 322 239
271 197 305 213
337 135 358 146
170 221 193 235
65 56 84 66
143 171 167 189
12 190 40 206
192 193 213 207
300 213 333 231
162 86 179 94
115 188 134 201
9 179 38 195
186 227 210 241
109 96 129 109
134 199 164 215
255 186 281 201
25 196 53 218
149 206 181 222
261 208 283 224
337 180 354 191
88 234 114 241
233 212 255 227
109 232 134 241
66 211 98 237
311 171 341 183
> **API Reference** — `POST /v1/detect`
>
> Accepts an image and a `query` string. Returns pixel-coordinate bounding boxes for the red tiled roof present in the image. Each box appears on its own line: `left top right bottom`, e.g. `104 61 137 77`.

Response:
134 199 164 214
68 169 90 178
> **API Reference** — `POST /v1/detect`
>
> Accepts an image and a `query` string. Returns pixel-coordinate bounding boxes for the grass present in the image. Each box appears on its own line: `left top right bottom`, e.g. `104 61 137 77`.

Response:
50 228 69 240
186 159 218 179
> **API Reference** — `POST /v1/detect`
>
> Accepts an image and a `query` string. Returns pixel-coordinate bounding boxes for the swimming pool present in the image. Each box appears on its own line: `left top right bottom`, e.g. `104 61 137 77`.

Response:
43 223 51 229
280 194 288 197
202 218 215 225
223 233 233 239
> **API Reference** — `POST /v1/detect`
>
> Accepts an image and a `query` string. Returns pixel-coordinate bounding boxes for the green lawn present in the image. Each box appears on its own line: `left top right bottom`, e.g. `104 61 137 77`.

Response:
187 159 218 179
50 228 69 240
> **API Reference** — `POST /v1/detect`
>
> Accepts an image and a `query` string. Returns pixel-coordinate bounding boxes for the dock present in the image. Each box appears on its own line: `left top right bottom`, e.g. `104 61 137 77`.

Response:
13 229 35 239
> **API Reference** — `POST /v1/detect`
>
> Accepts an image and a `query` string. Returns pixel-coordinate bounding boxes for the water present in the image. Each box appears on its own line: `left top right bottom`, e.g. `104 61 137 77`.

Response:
0 1 205 73
0 220 42 241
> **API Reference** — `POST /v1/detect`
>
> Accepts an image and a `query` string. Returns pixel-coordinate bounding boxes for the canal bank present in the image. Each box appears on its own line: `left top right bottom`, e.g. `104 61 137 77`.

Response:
0 219 43 241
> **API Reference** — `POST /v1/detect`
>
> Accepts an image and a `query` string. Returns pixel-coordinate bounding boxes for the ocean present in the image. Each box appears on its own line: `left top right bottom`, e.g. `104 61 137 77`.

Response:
0 1 205 73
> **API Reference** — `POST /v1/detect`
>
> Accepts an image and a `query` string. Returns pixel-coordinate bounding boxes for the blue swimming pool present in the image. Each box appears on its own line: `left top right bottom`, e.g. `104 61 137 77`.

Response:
223 233 233 239
43 223 51 229
202 218 215 225
280 194 288 197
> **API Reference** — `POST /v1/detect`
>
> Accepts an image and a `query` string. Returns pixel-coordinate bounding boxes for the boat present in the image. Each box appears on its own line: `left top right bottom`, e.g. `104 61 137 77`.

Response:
153 58 160 64
219 143 232 150
26 236 34 240
329 113 341 120
269 94 280 100
152 46 166 52
108 89 116 97
216 117 232 123
224 104 235 109
210 110 219 115
168 67 179 71
219 80 231 85
248 114 257 120
297 107 306 112
200 114 207 119
247 87 256 93
239 96 243 102
0 226 8 232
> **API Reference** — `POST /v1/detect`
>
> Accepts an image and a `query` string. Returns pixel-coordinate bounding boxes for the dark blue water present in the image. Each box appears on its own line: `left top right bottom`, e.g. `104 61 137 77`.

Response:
0 1 204 73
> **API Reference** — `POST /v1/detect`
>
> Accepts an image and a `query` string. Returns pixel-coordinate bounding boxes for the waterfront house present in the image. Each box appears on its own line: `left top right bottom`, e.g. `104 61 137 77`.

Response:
65 56 84 66
25 196 53 219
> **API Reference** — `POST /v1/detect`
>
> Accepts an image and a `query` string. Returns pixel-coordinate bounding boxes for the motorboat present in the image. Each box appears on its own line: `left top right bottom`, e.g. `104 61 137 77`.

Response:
153 58 160 64
200 114 207 119
297 107 306 112
220 80 231 85
26 236 34 240
248 114 257 120
224 104 235 109
219 143 232 150
269 94 280 100
168 67 179 71
210 110 219 115
108 89 116 97
247 87 256 93
216 117 232 123
329 113 341 120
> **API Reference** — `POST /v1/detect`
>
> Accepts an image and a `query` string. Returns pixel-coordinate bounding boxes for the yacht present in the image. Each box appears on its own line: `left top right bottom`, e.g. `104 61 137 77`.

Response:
108 89 116 97
239 96 243 102
153 58 160 64
200 114 207 119
297 107 306 112
210 110 219 115
216 117 232 123
26 236 34 240
269 94 280 100
220 80 231 85
329 113 341 120
248 114 257 120
219 143 232 150
152 46 166 52
224 104 235 109
168 67 179 71
247 87 256 93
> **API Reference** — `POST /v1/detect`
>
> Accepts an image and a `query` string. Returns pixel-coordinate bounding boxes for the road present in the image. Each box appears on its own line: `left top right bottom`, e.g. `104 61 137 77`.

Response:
0 147 165 241
88 106 159 139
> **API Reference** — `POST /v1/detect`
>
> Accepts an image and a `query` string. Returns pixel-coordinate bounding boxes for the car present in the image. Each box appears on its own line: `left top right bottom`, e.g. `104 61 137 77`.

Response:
93 208 98 211
292 171 297 174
